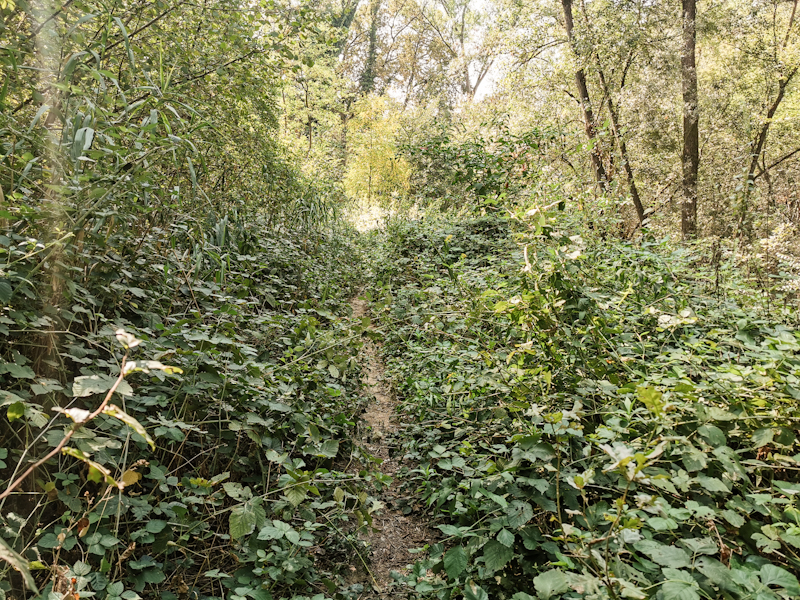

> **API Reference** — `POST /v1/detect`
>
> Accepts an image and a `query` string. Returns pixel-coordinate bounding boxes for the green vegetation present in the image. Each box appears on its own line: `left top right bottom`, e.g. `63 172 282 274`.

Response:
3 0 800 599
370 214 800 599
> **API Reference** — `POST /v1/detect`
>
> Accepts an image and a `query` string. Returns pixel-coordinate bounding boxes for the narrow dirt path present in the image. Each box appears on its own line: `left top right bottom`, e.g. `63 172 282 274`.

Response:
350 297 434 597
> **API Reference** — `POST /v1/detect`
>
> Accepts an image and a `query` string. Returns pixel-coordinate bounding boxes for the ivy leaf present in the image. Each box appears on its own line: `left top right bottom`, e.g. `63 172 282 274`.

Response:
443 546 467 579
759 564 800 594
532 569 570 599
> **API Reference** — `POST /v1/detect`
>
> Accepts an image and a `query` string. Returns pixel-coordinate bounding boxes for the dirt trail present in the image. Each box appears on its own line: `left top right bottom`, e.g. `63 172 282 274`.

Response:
350 298 434 596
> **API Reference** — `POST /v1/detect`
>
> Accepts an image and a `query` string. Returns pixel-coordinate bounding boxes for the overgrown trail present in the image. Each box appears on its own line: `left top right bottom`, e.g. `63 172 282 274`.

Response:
351 297 434 596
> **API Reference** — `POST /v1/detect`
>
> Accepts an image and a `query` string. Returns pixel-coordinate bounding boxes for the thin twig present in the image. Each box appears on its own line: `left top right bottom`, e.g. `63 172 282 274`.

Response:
0 356 128 501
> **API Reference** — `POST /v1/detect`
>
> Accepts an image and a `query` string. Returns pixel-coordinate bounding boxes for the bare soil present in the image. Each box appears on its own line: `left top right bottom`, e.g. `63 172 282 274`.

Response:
350 298 436 597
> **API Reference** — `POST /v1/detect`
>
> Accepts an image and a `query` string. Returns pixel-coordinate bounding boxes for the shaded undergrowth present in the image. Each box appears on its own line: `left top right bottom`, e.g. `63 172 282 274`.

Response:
369 212 800 600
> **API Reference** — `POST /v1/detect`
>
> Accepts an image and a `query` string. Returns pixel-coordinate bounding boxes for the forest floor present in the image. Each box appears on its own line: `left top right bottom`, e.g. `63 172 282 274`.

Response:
350 297 435 597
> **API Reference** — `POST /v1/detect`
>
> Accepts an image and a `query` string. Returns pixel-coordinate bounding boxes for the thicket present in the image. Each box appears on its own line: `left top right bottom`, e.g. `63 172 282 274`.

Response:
5 0 800 599
0 1 382 598
369 212 800 599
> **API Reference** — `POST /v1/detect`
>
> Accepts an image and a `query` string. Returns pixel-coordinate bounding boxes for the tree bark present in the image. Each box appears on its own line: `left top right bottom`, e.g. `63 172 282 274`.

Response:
560 0 608 192
596 67 645 221
681 0 699 238
746 68 798 187
359 0 381 94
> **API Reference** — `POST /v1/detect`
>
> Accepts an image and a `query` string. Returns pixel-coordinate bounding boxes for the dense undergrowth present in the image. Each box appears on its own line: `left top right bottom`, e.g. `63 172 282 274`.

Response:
0 207 384 600
369 212 800 600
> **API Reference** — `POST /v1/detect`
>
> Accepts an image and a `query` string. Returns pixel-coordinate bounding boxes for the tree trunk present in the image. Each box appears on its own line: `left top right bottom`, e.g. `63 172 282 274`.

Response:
359 0 381 94
596 68 644 222
681 0 699 238
560 0 608 192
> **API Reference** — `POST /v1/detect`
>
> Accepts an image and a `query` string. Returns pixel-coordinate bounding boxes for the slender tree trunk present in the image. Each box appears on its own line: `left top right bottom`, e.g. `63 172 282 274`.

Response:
560 0 608 192
681 0 699 238
596 67 644 222
741 0 798 231
747 69 797 187
359 0 381 94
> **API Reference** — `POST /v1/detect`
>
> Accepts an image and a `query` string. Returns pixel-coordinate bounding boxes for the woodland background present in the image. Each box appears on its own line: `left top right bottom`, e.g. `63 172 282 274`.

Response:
3 0 800 599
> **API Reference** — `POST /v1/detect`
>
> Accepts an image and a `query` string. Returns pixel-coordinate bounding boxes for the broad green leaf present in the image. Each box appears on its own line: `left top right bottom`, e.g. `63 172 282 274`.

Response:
443 546 467 579
679 537 717 555
482 540 513 573
318 439 339 458
6 401 24 421
681 445 707 472
526 442 556 461
464 581 489 600
752 428 775 448
0 363 35 379
477 486 507 508
0 537 38 591
759 564 800 594
697 424 726 447
257 525 285 540
285 485 307 507
0 390 25 407
722 509 744 528
637 386 663 415
229 503 257 540
0 279 11 303
73 374 133 397
506 500 533 528
533 569 570 599
145 520 167 534
62 447 116 486
695 557 740 592
633 540 691 568
647 517 678 531
497 528 515 547
695 475 729 494
285 529 301 545
660 568 700 600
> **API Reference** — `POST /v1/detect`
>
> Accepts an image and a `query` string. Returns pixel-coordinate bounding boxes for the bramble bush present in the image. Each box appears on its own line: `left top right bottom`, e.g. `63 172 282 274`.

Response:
369 211 800 600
